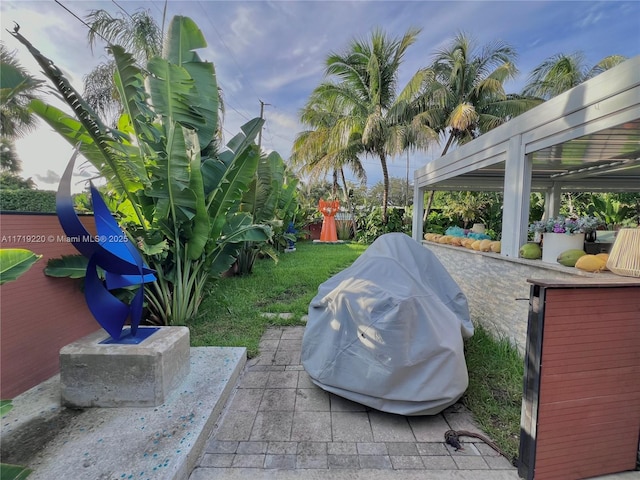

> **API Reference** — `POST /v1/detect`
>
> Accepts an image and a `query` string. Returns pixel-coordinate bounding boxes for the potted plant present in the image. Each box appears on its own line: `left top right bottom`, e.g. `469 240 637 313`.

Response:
529 215 601 263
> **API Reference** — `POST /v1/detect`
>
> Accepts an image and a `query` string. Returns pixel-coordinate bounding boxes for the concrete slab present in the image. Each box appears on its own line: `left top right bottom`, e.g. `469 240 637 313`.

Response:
60 326 190 407
189 469 640 480
1 347 245 480
189 467 522 479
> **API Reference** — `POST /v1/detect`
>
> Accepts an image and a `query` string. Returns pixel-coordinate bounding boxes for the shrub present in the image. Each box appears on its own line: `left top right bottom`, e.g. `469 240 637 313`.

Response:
355 206 410 243
0 189 56 213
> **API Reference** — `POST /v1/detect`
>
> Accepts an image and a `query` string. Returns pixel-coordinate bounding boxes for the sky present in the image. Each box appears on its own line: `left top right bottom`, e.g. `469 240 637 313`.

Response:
1 0 639 191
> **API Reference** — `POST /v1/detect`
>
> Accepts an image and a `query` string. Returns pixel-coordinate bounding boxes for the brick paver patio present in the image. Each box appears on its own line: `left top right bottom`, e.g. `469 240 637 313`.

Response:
191 326 516 477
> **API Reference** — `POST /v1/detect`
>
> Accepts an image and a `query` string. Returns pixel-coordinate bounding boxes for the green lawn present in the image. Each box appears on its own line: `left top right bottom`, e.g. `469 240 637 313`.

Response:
190 239 522 459
189 241 367 356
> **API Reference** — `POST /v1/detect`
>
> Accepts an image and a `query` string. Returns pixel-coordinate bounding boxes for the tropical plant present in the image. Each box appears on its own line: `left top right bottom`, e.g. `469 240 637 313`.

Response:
83 8 225 131
301 27 437 223
236 151 299 275
82 8 162 124
0 42 44 175
292 92 367 232
416 32 540 221
0 248 41 285
11 17 272 325
0 138 20 175
367 177 413 207
0 43 43 140
355 205 409 243
586 194 633 229
0 171 36 191
523 52 627 100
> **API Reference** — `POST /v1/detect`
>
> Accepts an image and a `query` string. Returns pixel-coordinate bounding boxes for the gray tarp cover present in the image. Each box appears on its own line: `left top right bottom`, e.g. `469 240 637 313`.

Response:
301 233 474 416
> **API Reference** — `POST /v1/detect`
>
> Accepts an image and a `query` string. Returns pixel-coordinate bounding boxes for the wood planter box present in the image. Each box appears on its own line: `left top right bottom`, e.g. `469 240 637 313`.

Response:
519 278 640 480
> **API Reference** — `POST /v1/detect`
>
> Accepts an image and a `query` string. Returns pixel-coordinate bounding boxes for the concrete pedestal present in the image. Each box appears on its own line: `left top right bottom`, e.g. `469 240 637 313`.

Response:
60 326 190 407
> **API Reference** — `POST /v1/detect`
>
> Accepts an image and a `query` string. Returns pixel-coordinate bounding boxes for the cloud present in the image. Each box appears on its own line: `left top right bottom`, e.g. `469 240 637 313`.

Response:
4 0 639 190
34 169 60 184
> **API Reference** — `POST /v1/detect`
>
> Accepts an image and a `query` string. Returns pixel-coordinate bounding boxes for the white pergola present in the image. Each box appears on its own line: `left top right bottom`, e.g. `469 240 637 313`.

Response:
412 56 640 258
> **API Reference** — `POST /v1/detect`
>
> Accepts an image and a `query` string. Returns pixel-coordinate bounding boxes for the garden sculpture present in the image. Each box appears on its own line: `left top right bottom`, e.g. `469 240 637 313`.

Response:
57 152 156 340
318 199 340 242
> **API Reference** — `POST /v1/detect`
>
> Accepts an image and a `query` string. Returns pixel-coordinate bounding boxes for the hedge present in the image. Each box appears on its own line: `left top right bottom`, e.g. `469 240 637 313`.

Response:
0 189 57 213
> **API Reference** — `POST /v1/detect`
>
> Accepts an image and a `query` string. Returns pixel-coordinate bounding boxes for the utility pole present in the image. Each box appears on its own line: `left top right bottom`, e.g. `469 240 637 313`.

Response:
258 99 271 150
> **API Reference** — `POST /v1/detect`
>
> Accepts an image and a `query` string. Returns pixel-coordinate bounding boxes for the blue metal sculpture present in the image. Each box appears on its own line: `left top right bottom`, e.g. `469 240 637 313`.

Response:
57 154 156 340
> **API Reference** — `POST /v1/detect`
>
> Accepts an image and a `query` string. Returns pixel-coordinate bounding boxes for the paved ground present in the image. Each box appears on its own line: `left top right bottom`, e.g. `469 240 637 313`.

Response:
190 326 519 479
2 347 247 480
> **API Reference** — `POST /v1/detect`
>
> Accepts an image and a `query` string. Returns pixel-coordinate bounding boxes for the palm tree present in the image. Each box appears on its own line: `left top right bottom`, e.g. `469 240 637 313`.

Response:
86 9 163 64
416 32 540 220
0 138 21 174
83 7 225 132
82 8 162 124
295 90 365 230
523 52 627 100
292 91 367 228
0 42 44 174
0 43 43 141
301 27 436 222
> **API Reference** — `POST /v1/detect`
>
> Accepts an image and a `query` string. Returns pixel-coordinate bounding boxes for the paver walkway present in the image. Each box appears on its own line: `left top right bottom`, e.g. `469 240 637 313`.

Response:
190 326 518 479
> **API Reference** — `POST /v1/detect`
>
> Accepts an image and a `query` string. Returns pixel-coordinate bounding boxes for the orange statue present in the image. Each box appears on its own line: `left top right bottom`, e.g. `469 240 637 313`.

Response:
318 199 340 242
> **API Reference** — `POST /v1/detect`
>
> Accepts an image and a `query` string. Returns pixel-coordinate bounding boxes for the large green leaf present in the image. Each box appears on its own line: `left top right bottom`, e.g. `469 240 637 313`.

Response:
147 58 204 137
0 463 32 480
0 399 13 416
182 61 219 150
164 16 206 65
223 117 264 159
0 249 41 285
29 100 148 195
147 123 198 229
209 213 272 276
185 133 209 260
241 151 283 225
278 174 300 221
163 16 218 149
44 255 88 279
10 28 149 223
205 144 261 245
110 45 160 148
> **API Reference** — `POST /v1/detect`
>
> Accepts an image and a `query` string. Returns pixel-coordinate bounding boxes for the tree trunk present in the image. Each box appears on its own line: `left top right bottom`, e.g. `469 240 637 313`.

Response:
423 132 456 224
379 150 390 224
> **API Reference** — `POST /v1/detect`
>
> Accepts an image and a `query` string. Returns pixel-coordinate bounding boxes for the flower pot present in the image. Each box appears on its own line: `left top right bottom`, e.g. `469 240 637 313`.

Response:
471 223 486 234
542 232 585 264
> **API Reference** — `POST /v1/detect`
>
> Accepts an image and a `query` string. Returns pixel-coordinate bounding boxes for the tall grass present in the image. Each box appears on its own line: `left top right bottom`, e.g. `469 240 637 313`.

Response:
462 324 523 459
192 239 523 458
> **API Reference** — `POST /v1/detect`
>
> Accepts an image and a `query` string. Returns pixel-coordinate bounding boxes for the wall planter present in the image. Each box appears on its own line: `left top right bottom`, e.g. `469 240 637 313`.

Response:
542 232 585 264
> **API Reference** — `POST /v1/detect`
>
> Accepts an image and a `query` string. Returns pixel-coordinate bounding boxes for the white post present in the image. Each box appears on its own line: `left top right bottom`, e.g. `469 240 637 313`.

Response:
412 178 424 242
501 135 532 257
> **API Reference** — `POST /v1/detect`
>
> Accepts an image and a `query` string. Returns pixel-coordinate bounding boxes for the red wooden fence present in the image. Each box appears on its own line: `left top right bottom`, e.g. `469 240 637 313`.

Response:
1 213 99 398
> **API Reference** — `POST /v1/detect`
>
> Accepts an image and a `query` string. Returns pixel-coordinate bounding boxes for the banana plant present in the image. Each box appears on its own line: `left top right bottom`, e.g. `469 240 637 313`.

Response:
587 194 632 229
0 249 41 285
11 17 271 325
236 151 299 274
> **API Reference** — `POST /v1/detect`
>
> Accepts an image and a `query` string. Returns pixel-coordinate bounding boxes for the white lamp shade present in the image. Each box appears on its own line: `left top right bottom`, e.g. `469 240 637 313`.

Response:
606 227 640 278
